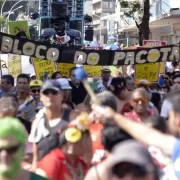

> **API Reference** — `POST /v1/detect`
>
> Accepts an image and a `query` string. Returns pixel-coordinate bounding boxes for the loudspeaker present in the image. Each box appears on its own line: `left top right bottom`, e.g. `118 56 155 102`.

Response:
51 2 68 17
85 29 93 41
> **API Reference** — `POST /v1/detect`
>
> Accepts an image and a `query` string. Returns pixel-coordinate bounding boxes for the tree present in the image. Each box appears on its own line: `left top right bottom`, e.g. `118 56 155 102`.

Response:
119 0 150 46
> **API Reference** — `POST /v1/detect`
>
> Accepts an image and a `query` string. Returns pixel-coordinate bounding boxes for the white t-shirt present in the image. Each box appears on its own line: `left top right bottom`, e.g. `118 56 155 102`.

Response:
160 99 172 118
97 78 112 93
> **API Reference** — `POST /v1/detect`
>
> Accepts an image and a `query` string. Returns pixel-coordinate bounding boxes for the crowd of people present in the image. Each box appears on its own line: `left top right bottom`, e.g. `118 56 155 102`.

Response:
0 63 180 180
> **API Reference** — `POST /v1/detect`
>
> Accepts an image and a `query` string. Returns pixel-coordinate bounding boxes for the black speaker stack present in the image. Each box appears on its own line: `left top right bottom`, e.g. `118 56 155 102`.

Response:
85 27 94 41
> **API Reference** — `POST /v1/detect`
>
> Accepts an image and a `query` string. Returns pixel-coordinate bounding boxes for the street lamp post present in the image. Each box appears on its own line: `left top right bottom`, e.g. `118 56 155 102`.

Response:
100 0 102 44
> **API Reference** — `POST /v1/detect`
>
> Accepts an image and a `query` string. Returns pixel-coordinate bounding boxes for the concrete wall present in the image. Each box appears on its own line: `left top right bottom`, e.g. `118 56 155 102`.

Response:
84 0 93 16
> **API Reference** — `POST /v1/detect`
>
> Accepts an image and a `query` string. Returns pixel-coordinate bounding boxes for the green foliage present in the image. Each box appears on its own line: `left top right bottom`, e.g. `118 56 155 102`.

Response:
119 0 143 19
84 14 92 23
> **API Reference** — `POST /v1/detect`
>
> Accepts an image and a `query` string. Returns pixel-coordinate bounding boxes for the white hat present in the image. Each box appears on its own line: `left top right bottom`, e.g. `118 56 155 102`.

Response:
56 78 72 90
30 73 36 78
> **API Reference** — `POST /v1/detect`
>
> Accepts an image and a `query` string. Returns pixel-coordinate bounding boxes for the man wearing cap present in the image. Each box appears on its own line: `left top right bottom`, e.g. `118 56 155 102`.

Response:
30 74 37 81
109 140 159 179
91 89 180 179
29 80 79 170
97 66 112 93
85 140 158 180
21 80 43 121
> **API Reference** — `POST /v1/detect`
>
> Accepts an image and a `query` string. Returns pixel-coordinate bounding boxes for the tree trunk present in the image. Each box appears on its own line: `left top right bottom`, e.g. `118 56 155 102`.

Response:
135 21 143 46
137 24 143 46
142 0 150 42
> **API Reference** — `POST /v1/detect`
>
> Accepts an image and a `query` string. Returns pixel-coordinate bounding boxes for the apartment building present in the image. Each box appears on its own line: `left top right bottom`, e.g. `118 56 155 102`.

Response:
92 0 116 44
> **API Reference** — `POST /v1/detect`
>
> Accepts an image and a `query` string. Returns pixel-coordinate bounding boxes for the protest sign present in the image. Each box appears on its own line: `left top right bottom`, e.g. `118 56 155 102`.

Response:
109 66 120 77
135 63 159 82
8 54 21 77
143 40 167 47
143 40 167 75
84 65 102 77
58 63 75 77
33 58 56 79
0 54 8 76
0 32 179 65
8 21 30 39
159 62 165 74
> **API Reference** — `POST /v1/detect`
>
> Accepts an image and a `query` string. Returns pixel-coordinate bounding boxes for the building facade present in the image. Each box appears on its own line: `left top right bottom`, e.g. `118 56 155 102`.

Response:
92 0 116 44
117 0 180 45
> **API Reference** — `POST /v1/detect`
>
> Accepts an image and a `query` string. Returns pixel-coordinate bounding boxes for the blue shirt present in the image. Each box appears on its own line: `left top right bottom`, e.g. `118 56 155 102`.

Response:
172 139 180 179
0 87 16 97
0 89 5 96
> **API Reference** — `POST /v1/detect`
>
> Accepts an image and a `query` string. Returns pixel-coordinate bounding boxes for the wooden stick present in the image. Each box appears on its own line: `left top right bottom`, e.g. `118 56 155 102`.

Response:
82 79 99 105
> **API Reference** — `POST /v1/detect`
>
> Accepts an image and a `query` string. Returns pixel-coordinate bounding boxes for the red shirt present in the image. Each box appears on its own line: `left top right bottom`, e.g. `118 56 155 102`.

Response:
124 110 166 168
90 123 105 164
124 109 155 122
121 102 133 115
37 148 87 180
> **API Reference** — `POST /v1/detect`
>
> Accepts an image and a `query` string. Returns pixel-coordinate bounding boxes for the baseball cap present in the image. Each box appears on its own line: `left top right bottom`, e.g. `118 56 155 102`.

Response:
40 80 61 93
56 78 72 90
30 80 43 87
101 66 111 72
111 140 155 173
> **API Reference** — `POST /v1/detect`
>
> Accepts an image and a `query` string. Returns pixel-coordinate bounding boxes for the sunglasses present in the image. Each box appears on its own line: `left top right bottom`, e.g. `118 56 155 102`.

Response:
133 97 148 103
0 144 22 154
31 89 40 93
43 89 59 96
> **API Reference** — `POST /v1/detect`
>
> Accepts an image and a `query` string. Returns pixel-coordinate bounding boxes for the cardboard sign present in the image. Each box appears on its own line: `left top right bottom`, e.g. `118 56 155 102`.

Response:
143 40 167 47
109 66 119 77
8 54 21 77
8 21 30 39
58 63 75 77
143 40 167 75
82 46 103 50
84 65 102 77
135 63 160 82
0 54 8 76
159 62 165 74
33 58 56 79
